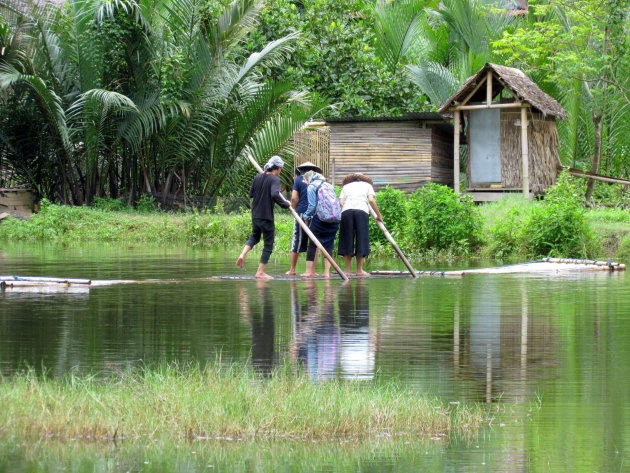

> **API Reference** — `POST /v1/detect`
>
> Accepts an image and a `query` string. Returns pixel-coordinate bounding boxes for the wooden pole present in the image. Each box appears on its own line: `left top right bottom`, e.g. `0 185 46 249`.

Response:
486 70 493 105
453 110 461 194
246 154 349 281
521 107 530 199
368 207 418 278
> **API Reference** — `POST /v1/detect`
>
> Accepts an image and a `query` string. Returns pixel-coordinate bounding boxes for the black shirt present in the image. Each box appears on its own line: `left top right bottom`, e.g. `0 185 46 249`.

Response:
249 173 290 221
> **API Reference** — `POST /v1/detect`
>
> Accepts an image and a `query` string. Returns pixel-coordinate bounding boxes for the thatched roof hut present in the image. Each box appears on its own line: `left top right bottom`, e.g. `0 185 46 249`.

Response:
439 63 566 200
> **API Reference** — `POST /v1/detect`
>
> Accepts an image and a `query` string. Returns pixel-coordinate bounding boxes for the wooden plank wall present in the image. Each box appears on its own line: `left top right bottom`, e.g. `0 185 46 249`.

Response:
431 126 454 186
328 121 433 192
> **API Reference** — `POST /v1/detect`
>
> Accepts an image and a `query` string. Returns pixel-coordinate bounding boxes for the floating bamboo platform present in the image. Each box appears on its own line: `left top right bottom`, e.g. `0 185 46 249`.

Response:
0 259 625 292
372 258 626 277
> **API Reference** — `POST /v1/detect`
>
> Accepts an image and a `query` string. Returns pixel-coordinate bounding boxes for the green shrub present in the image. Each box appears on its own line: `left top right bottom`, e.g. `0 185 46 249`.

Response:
369 186 407 245
486 206 528 258
487 173 595 258
91 197 132 212
406 183 482 252
135 194 160 213
522 174 592 258
616 234 630 261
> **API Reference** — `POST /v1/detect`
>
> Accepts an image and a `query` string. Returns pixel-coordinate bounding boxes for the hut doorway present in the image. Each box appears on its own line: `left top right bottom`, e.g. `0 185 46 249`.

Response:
469 109 501 184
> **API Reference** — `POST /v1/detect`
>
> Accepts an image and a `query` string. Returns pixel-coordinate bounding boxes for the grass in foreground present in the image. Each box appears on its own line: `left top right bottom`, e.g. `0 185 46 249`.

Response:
0 364 483 442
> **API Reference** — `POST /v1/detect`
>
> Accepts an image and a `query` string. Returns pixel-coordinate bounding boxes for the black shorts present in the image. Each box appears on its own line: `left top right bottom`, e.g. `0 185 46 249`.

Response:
290 214 309 253
337 209 370 257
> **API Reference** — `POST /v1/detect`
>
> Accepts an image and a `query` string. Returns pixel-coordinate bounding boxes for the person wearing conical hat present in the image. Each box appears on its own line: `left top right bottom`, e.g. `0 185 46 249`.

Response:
285 161 323 275
236 155 290 279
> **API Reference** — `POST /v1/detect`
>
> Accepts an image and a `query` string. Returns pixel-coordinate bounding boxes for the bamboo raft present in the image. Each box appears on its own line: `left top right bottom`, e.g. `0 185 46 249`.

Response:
0 259 625 291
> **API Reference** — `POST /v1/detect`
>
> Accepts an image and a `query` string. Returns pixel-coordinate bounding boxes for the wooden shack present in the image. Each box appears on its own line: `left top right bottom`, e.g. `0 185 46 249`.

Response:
0 188 35 218
293 113 454 192
439 63 567 201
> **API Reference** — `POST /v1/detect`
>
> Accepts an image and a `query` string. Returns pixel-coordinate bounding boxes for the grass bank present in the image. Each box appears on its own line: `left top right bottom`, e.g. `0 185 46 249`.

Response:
1 197 629 261
0 364 483 442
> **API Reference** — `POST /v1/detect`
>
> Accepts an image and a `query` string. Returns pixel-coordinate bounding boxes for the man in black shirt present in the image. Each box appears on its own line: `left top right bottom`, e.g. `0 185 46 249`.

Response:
236 155 291 279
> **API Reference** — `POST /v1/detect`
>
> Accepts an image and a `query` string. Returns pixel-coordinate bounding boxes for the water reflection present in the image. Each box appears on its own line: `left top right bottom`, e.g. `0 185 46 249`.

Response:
238 280 276 375
289 280 374 380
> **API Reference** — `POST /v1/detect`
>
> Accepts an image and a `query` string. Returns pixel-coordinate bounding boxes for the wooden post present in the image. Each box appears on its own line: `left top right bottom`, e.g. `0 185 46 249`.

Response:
453 110 461 194
520 107 530 198
246 154 349 281
486 71 493 105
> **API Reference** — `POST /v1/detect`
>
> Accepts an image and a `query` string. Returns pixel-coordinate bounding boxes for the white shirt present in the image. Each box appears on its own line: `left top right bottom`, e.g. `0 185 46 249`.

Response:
339 181 375 214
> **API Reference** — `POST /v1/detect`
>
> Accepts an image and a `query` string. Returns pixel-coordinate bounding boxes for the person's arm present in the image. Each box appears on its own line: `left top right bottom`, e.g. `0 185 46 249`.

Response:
367 194 383 222
270 176 290 209
290 190 299 209
302 184 317 219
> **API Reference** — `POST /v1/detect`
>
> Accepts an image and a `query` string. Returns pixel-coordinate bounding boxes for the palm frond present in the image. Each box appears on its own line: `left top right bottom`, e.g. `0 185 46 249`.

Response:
407 61 459 106
372 0 425 72
0 63 70 150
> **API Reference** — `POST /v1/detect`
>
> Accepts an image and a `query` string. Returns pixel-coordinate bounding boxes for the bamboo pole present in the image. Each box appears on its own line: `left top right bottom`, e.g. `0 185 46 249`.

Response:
245 154 349 281
368 207 418 278
521 107 530 198
453 110 461 194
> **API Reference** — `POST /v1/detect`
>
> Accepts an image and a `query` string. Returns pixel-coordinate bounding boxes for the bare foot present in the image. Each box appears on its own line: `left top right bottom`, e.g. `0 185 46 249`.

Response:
285 270 297 275
322 273 331 278
300 272 320 278
236 256 245 268
355 271 371 277
255 272 273 279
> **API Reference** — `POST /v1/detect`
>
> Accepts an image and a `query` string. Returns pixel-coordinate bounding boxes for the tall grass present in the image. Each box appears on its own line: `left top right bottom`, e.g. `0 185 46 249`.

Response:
0 364 483 442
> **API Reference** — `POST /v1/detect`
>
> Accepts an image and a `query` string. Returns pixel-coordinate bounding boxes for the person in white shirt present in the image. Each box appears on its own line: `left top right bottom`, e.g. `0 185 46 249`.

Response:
337 173 383 277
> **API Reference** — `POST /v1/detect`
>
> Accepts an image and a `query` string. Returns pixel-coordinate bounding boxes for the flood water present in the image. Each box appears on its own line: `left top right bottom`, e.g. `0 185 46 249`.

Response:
1 243 629 473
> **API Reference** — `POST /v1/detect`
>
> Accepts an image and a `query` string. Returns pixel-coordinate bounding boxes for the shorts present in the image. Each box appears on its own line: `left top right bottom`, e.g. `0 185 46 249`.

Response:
290 214 309 253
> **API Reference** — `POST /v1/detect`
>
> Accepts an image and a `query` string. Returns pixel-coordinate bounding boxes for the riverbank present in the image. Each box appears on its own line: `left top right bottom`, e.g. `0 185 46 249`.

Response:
0 364 483 442
0 198 628 261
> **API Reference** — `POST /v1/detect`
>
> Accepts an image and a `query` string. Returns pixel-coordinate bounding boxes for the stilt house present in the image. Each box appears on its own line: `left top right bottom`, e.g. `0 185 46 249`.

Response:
293 113 454 192
439 63 567 201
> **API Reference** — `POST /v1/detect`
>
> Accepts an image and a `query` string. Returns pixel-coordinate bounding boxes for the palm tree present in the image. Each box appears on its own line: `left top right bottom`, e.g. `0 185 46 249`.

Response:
0 0 325 205
371 0 512 106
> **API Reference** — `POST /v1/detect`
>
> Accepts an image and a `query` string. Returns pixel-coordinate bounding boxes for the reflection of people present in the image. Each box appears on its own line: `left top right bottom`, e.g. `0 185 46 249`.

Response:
239 280 276 375
286 162 323 276
338 281 374 380
300 171 340 278
291 279 339 380
338 173 383 277
236 156 291 279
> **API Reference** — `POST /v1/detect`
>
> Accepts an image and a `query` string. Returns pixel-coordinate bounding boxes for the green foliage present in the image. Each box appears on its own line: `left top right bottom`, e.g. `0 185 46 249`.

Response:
486 205 528 258
487 174 594 258
369 186 407 244
492 0 630 186
0 201 295 247
617 234 630 261
0 0 324 205
591 182 630 207
246 0 427 117
91 197 133 212
405 183 482 252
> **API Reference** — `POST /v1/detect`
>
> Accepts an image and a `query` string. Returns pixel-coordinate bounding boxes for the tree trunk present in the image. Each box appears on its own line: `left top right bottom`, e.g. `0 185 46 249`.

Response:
585 114 602 201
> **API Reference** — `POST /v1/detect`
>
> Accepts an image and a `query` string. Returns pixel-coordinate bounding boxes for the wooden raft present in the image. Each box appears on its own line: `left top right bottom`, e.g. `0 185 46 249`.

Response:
1 258 626 291
372 258 626 277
